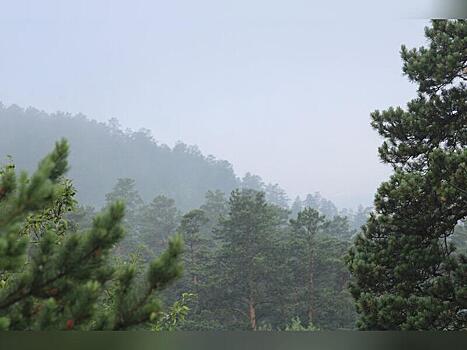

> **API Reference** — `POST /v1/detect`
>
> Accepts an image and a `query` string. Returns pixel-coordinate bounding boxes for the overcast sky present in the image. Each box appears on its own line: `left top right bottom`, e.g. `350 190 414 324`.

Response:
0 1 433 208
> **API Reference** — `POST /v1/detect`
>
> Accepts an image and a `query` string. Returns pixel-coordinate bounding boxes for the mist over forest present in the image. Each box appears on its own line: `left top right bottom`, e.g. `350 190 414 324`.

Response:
0 103 371 226
0 17 465 332
1 102 370 330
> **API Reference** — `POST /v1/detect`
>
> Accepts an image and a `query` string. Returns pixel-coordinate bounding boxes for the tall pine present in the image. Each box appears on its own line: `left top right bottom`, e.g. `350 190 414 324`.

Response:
214 189 281 330
347 20 466 330
289 208 327 325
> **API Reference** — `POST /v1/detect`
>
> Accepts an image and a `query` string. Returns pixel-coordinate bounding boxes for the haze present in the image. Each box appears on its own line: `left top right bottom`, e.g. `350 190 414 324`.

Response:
0 1 431 208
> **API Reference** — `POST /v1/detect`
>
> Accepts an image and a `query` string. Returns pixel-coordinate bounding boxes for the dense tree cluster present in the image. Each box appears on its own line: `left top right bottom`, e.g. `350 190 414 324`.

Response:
96 182 357 330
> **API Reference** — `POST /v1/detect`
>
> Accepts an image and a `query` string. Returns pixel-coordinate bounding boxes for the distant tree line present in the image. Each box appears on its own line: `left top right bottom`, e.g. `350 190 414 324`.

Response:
0 103 371 220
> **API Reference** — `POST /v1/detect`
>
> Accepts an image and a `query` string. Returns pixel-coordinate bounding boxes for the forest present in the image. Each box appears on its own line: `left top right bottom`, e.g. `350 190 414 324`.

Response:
0 20 465 331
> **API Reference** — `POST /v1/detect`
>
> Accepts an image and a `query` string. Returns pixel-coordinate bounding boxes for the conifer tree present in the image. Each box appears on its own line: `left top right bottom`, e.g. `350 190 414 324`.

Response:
347 20 467 330
214 189 281 330
324 215 355 240
0 140 183 330
289 208 327 325
104 178 144 256
104 178 144 230
140 195 181 256
290 196 303 219
177 209 209 292
199 190 228 238
264 183 289 209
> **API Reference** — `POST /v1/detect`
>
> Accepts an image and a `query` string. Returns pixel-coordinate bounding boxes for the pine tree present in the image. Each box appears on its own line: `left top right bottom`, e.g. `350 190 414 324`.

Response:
302 192 338 218
140 195 181 257
177 209 209 292
289 208 327 325
290 196 303 219
313 235 356 329
0 140 183 330
279 208 356 330
347 20 467 330
199 190 228 238
104 178 144 256
214 189 281 330
241 173 265 192
351 205 372 231
324 215 356 240
105 178 143 217
264 183 289 209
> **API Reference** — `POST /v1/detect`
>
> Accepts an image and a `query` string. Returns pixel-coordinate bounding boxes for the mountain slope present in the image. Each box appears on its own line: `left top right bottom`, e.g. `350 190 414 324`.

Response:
0 103 239 210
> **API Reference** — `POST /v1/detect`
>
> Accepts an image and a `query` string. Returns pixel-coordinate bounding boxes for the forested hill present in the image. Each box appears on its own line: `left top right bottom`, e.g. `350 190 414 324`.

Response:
0 103 239 210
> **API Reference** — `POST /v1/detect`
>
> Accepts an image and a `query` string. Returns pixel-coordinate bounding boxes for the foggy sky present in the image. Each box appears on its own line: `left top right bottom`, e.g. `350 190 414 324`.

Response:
0 1 431 208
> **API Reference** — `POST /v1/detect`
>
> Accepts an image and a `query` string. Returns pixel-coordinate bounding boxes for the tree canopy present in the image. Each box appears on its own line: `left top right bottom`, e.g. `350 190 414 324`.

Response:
347 19 467 330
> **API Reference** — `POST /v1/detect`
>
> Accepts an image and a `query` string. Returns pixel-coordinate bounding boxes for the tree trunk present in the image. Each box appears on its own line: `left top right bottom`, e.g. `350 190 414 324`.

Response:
189 239 198 287
248 295 257 330
308 247 314 325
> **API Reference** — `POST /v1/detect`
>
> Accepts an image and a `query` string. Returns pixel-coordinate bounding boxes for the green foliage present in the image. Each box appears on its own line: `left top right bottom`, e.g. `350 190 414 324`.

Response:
105 178 144 213
347 20 467 330
284 316 319 331
176 209 209 288
199 190 228 237
139 195 181 257
0 140 183 330
303 192 338 219
21 179 77 242
152 292 196 331
283 208 356 329
288 208 327 324
213 189 284 330
155 189 359 331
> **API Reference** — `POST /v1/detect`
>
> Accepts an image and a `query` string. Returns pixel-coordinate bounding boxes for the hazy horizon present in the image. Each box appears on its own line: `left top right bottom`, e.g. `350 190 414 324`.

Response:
0 2 432 209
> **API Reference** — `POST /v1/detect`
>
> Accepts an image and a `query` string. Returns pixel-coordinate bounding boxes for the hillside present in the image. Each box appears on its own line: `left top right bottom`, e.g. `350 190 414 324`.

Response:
0 103 239 210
